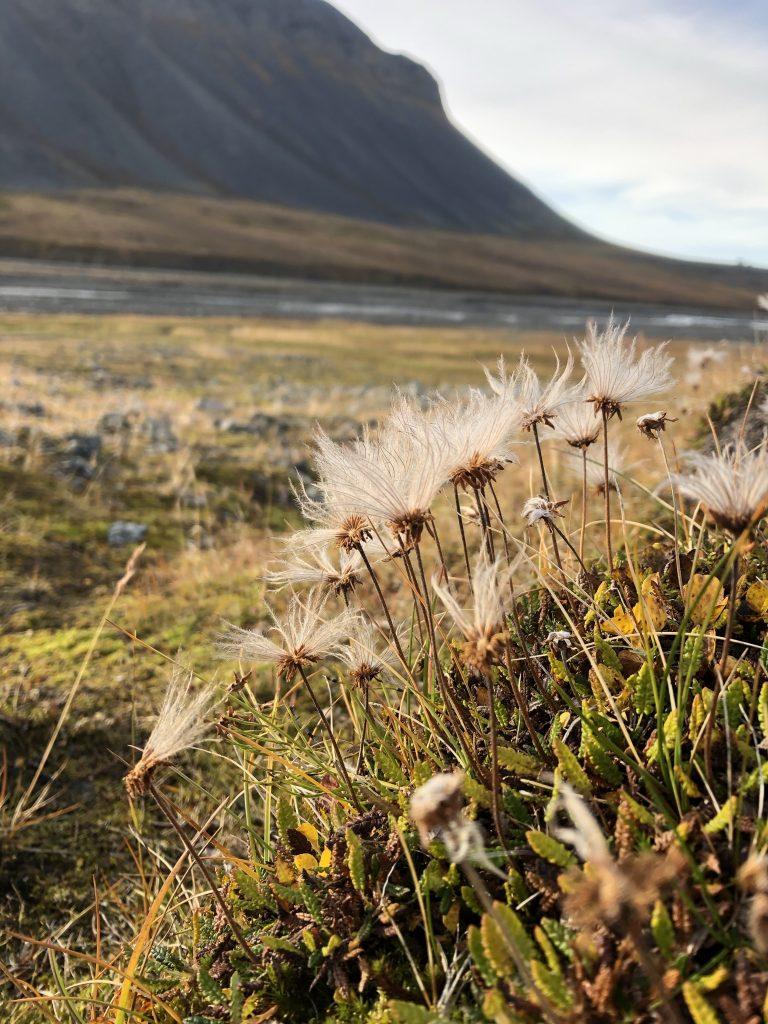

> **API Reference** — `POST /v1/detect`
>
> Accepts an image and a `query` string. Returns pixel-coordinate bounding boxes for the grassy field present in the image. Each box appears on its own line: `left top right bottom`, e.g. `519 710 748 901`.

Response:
2 190 768 309
1 312 765 1021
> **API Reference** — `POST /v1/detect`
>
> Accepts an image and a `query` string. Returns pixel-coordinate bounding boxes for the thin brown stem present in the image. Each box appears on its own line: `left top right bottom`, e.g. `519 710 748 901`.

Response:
426 517 449 583
454 482 473 585
297 665 362 813
356 543 407 667
355 681 369 776
485 670 511 861
658 436 685 595
601 407 614 567
704 554 740 785
503 640 547 760
532 422 564 574
580 446 588 562
148 782 260 968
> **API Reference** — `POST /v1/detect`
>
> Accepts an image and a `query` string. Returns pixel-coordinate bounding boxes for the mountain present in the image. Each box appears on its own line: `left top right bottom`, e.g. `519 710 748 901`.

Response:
0 0 580 238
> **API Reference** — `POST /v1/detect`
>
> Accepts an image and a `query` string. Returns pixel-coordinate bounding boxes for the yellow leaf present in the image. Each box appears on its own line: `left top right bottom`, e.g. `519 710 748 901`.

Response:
293 853 319 873
637 573 668 631
686 575 728 627
603 605 636 636
318 847 332 870
297 822 320 852
746 581 768 620
275 857 295 884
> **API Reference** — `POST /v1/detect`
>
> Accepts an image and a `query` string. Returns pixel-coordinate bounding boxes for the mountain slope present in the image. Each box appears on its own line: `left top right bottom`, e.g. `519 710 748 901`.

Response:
0 0 579 238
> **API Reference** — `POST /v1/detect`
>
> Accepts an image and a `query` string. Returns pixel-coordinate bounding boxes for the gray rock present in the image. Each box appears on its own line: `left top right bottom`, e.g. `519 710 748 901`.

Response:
98 411 132 434
142 415 178 453
107 521 148 546
65 433 102 459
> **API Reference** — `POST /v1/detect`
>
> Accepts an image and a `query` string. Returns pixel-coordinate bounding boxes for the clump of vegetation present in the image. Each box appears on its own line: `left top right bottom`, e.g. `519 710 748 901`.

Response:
6 318 768 1024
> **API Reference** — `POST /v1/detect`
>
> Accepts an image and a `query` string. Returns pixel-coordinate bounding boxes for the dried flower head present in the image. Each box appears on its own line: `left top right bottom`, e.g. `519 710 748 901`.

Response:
308 411 449 547
757 294 768 313
522 495 569 527
432 554 513 672
410 771 466 846
636 410 677 439
553 395 603 449
547 629 574 655
578 317 673 419
486 352 575 431
672 442 768 535
220 592 358 680
293 475 373 553
435 391 520 490
336 617 401 685
554 783 684 930
124 670 217 798
265 546 362 599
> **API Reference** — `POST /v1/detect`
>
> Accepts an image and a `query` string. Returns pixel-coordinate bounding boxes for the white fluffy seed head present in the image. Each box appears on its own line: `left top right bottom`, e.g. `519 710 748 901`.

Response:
124 670 217 797
486 352 577 431
553 395 603 449
672 442 768 535
578 317 673 417
220 592 360 679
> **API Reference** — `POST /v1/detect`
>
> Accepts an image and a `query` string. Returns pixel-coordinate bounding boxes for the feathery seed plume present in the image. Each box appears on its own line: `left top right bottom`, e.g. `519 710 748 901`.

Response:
432 554 513 671
124 670 217 798
578 317 673 419
671 442 768 535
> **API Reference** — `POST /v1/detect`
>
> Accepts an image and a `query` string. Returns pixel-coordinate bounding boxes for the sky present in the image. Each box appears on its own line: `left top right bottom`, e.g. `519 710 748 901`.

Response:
334 0 768 266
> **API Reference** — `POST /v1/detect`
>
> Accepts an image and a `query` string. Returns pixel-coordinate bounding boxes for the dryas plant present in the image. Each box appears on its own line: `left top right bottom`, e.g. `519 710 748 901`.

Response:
26 329 768 1024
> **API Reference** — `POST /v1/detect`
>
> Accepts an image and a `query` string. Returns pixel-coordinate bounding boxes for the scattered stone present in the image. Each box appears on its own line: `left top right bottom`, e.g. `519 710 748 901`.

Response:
65 433 102 460
197 397 229 414
107 521 147 546
142 415 178 453
179 491 208 509
16 401 46 417
98 411 133 434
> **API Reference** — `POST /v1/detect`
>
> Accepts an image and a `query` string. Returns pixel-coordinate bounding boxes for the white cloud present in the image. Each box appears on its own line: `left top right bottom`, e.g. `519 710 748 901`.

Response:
333 0 768 264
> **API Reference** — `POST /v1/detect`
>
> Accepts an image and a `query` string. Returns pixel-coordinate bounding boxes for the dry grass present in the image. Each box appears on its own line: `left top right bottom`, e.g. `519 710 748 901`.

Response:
1 311 767 1023
1 190 767 308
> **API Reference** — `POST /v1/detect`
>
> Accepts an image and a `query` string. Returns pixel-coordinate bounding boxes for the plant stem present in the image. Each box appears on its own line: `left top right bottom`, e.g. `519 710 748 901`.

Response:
297 665 362 813
356 542 407 667
601 406 614 567
704 554 740 784
532 422 564 574
454 482 473 586
658 436 685 595
148 782 260 968
355 681 369 776
503 640 547 760
580 446 588 562
485 670 510 860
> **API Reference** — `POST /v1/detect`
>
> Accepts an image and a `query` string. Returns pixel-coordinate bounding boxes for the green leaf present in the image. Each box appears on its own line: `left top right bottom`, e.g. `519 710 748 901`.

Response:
553 737 592 794
276 796 299 844
682 982 722 1024
481 913 515 979
259 933 301 954
530 958 573 1011
468 923 497 985
759 682 768 742
388 1000 441 1024
197 966 226 1006
345 829 366 893
526 830 576 868
497 747 541 776
650 900 675 958
627 661 655 715
492 902 536 962
703 795 737 835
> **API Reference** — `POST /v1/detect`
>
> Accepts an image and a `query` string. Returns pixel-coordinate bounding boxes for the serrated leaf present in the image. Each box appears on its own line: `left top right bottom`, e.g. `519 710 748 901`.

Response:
703 795 737 835
530 958 573 1010
492 901 536 962
345 828 366 893
481 913 515 979
759 683 768 742
627 661 655 715
650 900 675 957
553 737 592 795
482 988 526 1024
497 747 541 775
275 796 299 844
682 982 722 1024
259 933 301 954
198 966 226 1005
468 924 497 985
526 830 576 868
388 1001 440 1024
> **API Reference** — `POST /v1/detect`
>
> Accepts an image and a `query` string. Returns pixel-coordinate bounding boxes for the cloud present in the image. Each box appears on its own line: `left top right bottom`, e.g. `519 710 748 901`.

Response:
333 0 768 264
